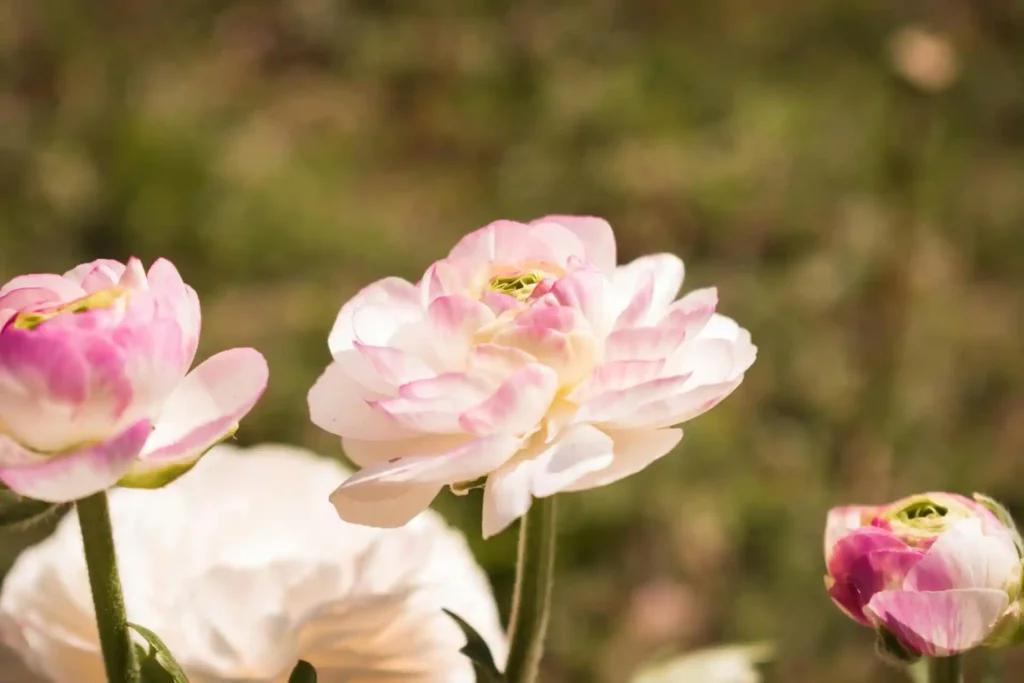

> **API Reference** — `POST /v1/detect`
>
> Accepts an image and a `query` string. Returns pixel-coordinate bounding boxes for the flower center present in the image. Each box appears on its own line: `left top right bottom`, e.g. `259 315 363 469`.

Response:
12 287 127 330
488 271 545 301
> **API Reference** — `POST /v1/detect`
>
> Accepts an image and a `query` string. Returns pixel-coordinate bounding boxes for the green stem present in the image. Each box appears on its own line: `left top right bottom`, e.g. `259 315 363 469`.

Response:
76 492 139 683
504 497 557 683
926 655 963 683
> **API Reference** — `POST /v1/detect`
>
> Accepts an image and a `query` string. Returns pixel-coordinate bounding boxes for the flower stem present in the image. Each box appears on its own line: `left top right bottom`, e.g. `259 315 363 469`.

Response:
927 655 963 683
76 492 139 683
504 497 557 683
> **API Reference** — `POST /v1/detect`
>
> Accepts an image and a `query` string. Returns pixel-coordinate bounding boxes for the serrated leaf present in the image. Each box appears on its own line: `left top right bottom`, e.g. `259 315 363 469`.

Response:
443 609 504 682
0 487 68 530
129 623 189 683
288 660 318 683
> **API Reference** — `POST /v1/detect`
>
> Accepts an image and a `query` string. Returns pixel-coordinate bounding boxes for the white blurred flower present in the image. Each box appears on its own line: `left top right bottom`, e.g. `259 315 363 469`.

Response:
631 643 771 683
0 443 506 683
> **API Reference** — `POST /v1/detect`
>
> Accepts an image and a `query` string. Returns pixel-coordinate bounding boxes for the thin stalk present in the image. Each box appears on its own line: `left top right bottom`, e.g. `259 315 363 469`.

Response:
504 497 557 683
927 655 963 683
77 492 139 683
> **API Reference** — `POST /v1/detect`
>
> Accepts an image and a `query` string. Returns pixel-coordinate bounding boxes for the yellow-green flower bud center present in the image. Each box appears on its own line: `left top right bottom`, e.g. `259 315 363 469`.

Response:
12 287 127 330
881 494 973 545
488 271 545 301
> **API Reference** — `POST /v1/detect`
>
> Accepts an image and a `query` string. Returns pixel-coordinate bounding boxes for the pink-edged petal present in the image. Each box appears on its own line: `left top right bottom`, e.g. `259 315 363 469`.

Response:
372 373 494 433
353 342 436 388
606 378 744 430
824 505 875 561
532 215 617 274
614 254 685 327
546 268 615 335
330 481 443 528
333 435 523 528
661 287 718 333
575 373 692 424
569 360 667 402
63 260 125 291
827 547 923 626
308 361 416 440
0 288 66 312
905 518 1022 592
482 460 535 538
118 258 148 290
531 424 614 497
135 348 268 468
338 434 521 487
0 329 134 453
427 295 495 339
563 427 682 492
0 420 152 502
0 274 85 303
468 344 536 382
459 365 559 436
342 434 474 468
604 326 689 363
447 220 557 270
865 588 1010 657
327 277 421 355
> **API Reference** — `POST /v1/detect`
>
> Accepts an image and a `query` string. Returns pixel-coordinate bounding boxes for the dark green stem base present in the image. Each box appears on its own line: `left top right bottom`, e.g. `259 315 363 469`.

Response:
927 655 963 683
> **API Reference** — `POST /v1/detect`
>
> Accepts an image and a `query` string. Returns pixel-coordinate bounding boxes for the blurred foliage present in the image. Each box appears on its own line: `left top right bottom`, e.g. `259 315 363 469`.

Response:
1 1 1023 682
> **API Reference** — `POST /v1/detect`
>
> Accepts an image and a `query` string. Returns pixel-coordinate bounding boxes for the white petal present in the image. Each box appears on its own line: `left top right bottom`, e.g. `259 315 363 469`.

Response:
905 518 1022 592
531 424 615 497
564 428 683 491
482 460 535 539
138 348 268 465
308 360 415 440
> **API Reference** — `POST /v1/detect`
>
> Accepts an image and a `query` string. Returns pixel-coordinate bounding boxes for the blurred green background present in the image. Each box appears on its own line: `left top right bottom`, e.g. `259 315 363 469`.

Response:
1 1 1023 682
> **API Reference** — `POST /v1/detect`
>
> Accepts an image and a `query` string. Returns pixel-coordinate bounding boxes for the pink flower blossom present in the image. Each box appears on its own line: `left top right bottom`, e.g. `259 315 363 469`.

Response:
824 492 1024 658
0 258 269 502
308 216 755 537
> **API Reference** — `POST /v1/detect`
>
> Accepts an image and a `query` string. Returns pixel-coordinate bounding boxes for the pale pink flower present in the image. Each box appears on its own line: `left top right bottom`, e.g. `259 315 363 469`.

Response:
824 492 1024 657
308 216 755 537
0 443 506 683
0 258 268 502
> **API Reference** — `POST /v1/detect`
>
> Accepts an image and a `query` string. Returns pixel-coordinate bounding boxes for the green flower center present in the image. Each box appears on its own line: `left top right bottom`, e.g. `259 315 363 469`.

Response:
12 287 127 330
881 493 972 544
488 271 545 301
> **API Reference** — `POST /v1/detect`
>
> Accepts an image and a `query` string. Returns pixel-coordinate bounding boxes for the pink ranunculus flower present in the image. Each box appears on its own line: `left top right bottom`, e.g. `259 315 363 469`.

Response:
824 492 1024 659
308 216 756 537
0 258 269 502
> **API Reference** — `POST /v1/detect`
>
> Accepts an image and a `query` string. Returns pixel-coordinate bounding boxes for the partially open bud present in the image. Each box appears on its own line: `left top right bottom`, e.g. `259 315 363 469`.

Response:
824 492 1024 658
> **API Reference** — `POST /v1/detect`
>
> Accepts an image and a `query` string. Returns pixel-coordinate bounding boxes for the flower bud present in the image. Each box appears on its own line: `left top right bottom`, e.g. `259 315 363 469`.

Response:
824 492 1024 658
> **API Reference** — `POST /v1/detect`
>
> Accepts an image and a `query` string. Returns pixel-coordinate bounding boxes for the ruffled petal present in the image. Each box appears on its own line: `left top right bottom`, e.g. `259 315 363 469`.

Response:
865 588 1010 656
0 420 152 502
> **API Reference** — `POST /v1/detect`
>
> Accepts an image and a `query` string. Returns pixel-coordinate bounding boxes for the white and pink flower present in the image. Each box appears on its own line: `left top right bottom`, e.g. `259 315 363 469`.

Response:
0 258 268 502
308 216 756 537
825 492 1024 657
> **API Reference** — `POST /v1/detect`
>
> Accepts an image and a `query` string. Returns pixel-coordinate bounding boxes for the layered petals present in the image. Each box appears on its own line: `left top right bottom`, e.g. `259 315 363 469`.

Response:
0 443 506 683
823 492 1024 657
0 258 268 501
308 215 755 534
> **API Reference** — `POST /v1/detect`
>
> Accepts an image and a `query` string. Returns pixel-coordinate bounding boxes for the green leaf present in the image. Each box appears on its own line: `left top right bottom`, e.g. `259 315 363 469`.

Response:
0 487 68 530
129 623 189 683
288 660 318 683
118 430 236 489
443 609 505 682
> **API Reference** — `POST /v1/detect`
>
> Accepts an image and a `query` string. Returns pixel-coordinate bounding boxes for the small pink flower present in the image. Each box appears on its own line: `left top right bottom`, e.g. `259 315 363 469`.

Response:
0 258 269 502
824 492 1024 658
308 216 756 537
